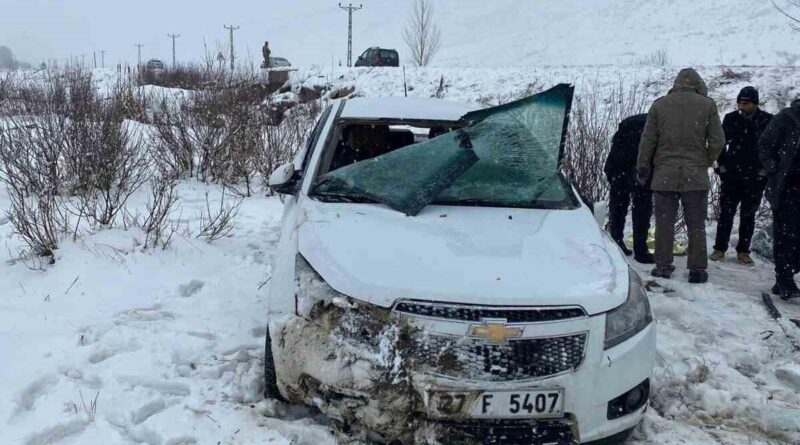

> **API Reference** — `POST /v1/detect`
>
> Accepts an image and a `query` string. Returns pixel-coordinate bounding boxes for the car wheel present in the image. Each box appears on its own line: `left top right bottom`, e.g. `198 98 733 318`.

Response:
264 327 286 401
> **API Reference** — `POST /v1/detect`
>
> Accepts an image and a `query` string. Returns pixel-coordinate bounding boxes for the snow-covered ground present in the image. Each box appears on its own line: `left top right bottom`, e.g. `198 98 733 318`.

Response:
2 65 800 444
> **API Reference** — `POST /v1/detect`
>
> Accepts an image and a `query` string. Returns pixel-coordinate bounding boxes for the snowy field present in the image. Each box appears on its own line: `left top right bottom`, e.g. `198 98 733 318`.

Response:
2 65 800 445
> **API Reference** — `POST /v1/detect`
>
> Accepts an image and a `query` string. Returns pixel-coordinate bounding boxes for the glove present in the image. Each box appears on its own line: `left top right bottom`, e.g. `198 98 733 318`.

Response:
637 167 651 185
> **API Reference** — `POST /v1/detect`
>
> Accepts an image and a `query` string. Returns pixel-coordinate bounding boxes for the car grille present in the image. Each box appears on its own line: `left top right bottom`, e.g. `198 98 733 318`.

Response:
416 333 587 381
394 301 586 323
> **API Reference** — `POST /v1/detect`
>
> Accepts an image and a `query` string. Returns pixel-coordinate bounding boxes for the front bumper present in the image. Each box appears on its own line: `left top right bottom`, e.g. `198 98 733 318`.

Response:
273 306 656 444
410 315 656 443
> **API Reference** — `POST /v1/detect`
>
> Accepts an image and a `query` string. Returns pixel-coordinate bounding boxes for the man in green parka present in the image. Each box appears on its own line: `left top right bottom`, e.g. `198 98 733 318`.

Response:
637 68 725 284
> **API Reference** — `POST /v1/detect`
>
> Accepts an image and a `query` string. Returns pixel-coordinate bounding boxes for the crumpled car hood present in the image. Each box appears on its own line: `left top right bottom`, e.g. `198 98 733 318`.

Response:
297 199 628 315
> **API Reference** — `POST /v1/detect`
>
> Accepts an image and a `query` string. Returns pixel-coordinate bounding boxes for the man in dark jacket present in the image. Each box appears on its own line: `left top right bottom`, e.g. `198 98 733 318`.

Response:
758 98 800 300
603 114 654 263
710 87 773 265
637 68 725 284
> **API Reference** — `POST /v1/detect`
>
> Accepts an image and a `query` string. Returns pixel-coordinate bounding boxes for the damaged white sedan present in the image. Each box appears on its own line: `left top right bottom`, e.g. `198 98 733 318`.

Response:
265 85 656 444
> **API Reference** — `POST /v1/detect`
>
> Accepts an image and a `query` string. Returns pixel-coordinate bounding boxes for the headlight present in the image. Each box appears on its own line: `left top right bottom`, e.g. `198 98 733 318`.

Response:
604 268 653 350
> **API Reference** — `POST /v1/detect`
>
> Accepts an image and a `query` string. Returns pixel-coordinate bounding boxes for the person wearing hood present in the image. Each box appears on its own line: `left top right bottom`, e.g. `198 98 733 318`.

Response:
758 97 800 300
603 114 655 263
710 87 773 265
637 68 725 283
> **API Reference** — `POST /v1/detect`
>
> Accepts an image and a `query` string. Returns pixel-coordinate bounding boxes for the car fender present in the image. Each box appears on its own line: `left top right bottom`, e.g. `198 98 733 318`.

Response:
268 194 303 320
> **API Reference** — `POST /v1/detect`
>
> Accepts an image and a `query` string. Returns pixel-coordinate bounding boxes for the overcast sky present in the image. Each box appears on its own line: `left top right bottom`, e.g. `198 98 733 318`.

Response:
0 0 403 67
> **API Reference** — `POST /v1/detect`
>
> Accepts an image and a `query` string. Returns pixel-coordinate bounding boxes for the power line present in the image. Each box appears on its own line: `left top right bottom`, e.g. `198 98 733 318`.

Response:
223 25 240 71
339 3 363 67
134 43 144 68
167 33 181 67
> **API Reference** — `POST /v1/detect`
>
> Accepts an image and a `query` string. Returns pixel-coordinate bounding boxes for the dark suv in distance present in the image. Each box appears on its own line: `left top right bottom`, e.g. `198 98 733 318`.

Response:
354 47 399 67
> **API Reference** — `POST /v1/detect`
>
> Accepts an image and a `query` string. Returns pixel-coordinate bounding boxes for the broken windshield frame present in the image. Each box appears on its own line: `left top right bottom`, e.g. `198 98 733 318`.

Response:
310 84 577 215
310 121 578 212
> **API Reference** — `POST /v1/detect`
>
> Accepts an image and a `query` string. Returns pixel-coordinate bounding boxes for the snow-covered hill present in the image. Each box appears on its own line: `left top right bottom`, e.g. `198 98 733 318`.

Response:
265 0 800 67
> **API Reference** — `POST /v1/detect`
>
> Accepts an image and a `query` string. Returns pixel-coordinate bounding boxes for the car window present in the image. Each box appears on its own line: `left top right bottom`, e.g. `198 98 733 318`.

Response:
297 104 334 173
379 50 398 61
312 85 576 215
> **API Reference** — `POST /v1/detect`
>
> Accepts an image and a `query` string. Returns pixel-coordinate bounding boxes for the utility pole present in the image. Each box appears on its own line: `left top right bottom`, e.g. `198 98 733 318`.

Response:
223 25 240 71
134 43 144 68
339 3 362 67
101 50 106 68
93 51 97 68
167 33 180 67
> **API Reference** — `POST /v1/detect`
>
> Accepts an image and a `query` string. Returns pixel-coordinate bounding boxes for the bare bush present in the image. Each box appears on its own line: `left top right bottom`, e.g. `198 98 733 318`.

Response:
402 0 442 67
563 79 648 203
141 177 179 250
256 102 324 191
636 49 671 67
150 77 266 185
0 70 18 108
137 64 223 90
5 189 68 257
196 188 242 242
772 0 800 31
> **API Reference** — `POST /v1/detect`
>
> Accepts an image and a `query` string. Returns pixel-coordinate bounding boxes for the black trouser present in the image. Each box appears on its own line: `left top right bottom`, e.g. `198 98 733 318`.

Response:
773 182 800 280
607 181 653 256
713 175 766 254
654 191 709 272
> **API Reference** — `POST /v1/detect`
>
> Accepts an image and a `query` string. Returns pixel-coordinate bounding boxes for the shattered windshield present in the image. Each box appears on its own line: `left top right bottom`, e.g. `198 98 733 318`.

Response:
313 84 576 216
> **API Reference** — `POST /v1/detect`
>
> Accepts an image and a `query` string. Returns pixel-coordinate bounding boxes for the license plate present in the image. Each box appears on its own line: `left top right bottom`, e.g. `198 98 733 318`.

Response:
430 389 564 419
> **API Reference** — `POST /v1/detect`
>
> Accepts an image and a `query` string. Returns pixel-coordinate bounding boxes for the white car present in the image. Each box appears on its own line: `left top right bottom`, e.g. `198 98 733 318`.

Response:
265 86 656 444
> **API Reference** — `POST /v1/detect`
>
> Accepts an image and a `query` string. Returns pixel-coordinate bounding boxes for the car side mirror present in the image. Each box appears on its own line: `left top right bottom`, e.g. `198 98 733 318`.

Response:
269 163 299 195
592 200 608 228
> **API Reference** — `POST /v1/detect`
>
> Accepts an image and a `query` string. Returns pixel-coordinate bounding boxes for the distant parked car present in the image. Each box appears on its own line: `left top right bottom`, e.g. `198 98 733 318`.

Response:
269 57 292 68
145 59 165 70
354 47 399 67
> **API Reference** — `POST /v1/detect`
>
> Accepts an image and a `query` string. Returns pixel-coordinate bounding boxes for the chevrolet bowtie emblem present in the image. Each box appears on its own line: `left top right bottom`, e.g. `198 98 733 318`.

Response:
470 319 523 343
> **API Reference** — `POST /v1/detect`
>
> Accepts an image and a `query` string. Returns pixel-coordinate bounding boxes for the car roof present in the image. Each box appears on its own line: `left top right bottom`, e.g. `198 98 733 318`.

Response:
340 97 477 121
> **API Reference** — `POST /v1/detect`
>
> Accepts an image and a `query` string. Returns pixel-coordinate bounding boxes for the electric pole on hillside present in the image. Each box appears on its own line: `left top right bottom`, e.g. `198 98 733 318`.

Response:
93 52 97 68
224 25 240 71
101 50 106 68
339 3 362 67
135 43 144 68
168 33 181 67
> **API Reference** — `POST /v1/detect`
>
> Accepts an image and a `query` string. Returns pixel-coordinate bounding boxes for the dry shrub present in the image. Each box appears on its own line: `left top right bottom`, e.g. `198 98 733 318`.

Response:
0 69 151 255
563 78 648 203
5 189 68 258
141 177 179 250
196 188 241 242
257 101 324 192
635 49 671 67
137 64 223 90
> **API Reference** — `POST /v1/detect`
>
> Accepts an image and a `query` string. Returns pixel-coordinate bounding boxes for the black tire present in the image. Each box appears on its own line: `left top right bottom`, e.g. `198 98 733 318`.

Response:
264 328 286 401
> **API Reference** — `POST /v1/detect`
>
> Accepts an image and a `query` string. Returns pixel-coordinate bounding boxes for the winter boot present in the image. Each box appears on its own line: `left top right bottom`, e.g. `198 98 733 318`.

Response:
634 251 655 264
737 253 755 266
688 270 709 284
651 265 674 279
614 239 632 256
777 275 800 301
709 250 725 262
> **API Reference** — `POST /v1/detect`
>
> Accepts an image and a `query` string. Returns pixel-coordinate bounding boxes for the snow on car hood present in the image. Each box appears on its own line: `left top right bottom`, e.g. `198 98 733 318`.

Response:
297 199 629 315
